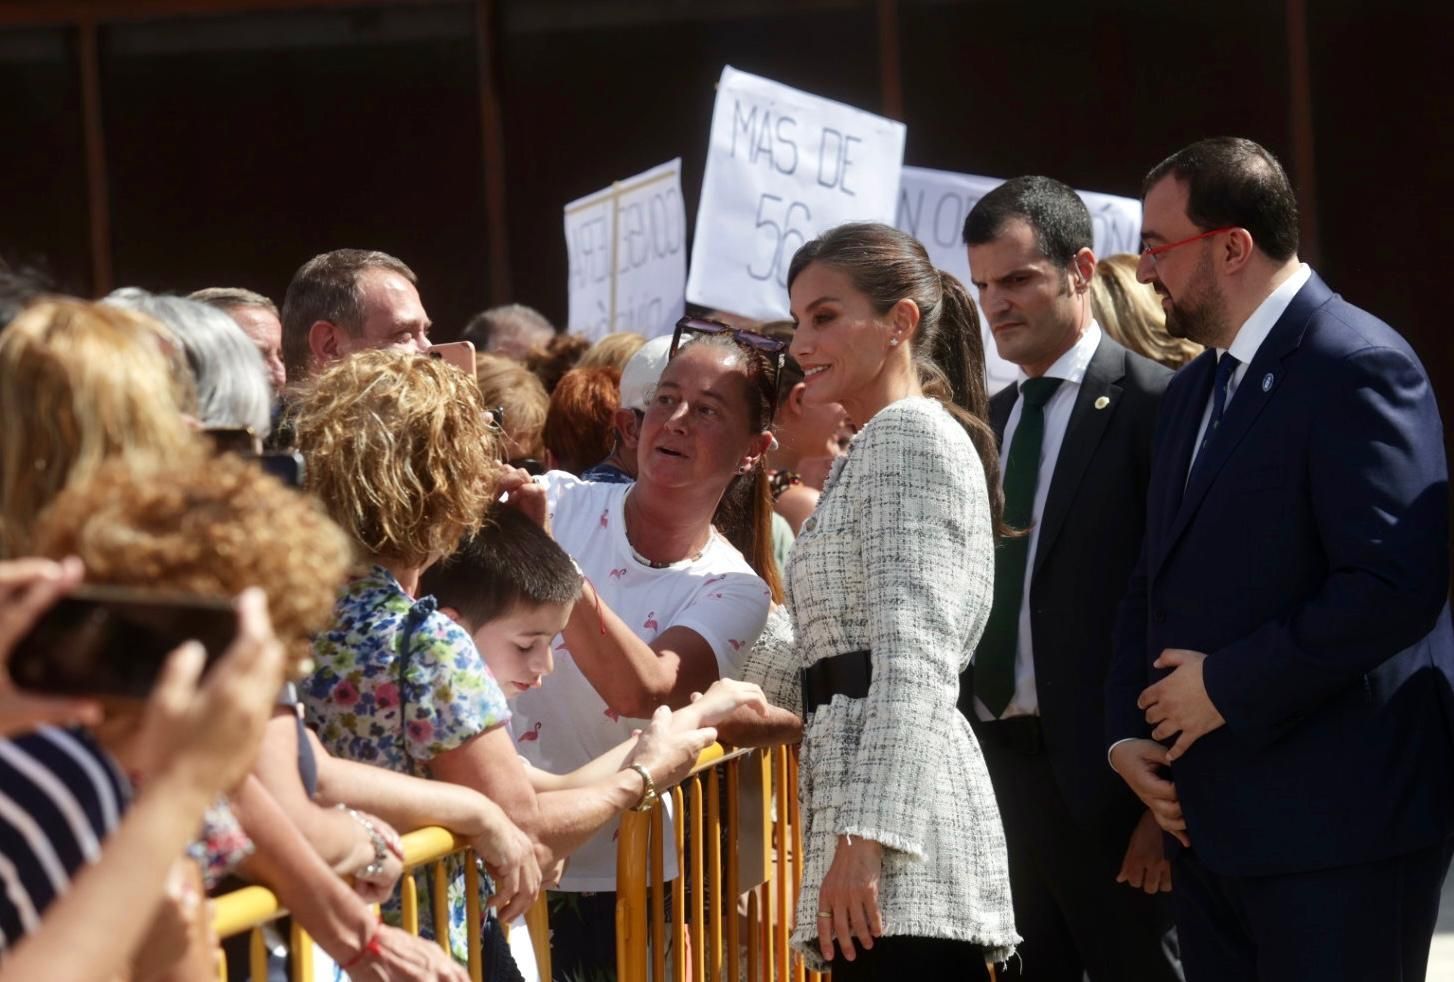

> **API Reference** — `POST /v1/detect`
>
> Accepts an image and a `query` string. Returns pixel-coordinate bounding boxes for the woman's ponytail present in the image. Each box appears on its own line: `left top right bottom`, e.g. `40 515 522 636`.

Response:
926 269 1007 535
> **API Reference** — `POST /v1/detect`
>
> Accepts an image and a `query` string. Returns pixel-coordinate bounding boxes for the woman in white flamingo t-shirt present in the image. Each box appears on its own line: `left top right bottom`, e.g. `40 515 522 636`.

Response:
504 322 805 980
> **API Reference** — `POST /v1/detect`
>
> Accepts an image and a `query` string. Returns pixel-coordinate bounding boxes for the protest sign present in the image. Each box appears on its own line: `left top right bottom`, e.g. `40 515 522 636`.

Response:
687 66 906 321
896 165 1143 392
564 158 686 340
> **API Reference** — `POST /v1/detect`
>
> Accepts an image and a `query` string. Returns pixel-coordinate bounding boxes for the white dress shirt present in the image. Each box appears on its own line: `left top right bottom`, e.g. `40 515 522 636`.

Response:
975 321 1103 721
1186 264 1312 477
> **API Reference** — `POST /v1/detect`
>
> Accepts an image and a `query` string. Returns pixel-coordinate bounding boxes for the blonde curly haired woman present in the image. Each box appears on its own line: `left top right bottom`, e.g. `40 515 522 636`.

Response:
293 350 547 974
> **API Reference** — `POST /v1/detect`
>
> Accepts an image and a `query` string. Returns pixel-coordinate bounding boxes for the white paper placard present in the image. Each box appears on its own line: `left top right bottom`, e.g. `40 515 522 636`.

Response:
564 158 687 340
895 165 1143 393
686 66 907 322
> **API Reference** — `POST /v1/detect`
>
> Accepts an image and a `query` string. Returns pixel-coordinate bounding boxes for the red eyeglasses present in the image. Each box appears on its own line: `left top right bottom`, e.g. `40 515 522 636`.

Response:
1140 227 1237 265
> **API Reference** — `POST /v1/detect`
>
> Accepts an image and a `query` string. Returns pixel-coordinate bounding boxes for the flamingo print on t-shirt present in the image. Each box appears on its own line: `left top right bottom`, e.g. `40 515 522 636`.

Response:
509 471 771 892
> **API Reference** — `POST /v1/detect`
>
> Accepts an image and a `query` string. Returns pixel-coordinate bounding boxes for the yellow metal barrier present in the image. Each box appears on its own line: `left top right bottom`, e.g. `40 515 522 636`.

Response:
616 743 827 982
211 740 823 982
211 825 553 982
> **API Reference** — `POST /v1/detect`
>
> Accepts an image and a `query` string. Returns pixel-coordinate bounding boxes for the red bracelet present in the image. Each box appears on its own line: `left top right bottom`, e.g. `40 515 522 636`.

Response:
383 833 404 861
340 921 384 970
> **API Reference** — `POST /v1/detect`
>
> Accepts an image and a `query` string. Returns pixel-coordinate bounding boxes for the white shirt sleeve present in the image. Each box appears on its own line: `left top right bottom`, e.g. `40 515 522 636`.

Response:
673 571 772 679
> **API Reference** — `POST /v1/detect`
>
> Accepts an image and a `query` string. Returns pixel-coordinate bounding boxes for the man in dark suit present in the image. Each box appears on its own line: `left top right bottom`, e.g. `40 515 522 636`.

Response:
958 176 1182 981
1107 137 1454 981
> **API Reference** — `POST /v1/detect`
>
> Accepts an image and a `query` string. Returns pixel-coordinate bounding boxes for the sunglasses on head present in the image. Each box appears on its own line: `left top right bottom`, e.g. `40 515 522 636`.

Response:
668 317 788 423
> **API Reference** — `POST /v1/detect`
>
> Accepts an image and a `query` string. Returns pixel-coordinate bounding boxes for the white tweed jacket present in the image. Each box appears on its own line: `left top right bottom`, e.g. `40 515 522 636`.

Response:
776 397 1018 967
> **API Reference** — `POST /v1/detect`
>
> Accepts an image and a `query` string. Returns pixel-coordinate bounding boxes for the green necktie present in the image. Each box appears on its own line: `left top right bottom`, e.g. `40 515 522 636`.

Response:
977 376 1063 718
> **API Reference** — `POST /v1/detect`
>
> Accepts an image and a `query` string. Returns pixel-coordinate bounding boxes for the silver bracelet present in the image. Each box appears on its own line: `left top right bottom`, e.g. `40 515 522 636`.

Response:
338 804 389 879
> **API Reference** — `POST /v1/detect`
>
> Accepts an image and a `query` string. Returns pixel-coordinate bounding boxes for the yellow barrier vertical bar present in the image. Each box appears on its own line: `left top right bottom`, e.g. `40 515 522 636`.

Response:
689 775 706 982
773 747 791 982
707 767 723 980
788 749 806 982
402 871 420 935
650 803 665 982
525 889 553 982
465 853 484 982
249 926 267 982
289 921 315 982
432 861 451 955
745 888 760 982
767 884 779 982
618 810 651 982
726 757 741 982
670 786 687 982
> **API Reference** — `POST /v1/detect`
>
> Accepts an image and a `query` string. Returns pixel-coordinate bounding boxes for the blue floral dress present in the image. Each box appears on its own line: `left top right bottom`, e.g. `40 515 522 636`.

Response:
301 565 511 963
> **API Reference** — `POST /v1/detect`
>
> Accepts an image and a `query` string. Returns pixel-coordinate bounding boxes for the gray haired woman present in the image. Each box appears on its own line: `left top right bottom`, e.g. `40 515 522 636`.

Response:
105 288 272 436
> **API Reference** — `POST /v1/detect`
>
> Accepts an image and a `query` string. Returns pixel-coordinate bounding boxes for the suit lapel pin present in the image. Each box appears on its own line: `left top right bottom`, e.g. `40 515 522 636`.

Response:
1094 395 1111 410
1261 372 1275 392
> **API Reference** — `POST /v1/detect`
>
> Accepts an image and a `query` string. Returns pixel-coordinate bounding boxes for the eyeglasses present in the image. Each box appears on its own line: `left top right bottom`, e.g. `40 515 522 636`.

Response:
484 404 506 431
668 317 789 423
1139 227 1237 266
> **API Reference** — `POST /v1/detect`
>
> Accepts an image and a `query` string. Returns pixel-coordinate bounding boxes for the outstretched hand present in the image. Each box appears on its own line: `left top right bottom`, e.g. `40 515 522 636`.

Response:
676 678 769 731
626 705 718 791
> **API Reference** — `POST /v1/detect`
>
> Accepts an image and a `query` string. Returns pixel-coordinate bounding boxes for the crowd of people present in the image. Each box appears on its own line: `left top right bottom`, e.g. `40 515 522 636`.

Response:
0 133 1449 982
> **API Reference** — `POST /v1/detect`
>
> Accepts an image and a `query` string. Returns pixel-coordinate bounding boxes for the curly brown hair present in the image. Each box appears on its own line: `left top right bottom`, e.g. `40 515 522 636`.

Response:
290 349 500 568
31 453 353 673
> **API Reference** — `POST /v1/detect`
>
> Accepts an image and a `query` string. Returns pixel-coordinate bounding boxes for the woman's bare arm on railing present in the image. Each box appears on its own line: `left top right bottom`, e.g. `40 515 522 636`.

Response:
429 726 632 870
706 704 803 747
230 775 468 981
430 708 719 869
307 726 514 837
249 714 380 875
527 679 773 793
301 726 539 917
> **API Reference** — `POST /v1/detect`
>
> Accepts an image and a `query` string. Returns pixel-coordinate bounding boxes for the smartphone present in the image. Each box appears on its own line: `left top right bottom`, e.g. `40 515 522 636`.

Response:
427 340 476 375
247 450 306 488
204 426 261 455
9 585 238 699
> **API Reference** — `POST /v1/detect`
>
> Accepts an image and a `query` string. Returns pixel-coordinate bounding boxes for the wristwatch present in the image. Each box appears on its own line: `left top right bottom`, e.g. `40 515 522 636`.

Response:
629 763 659 813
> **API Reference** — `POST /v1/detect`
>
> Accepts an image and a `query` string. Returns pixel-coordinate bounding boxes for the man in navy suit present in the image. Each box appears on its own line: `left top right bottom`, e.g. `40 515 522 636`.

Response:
1106 136 1454 981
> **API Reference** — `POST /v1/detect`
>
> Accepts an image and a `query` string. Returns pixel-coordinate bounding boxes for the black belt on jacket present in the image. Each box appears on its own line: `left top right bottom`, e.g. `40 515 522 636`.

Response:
801 650 872 715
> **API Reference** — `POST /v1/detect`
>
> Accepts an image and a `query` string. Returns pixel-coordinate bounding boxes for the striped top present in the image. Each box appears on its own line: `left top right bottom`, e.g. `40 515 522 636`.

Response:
0 727 131 954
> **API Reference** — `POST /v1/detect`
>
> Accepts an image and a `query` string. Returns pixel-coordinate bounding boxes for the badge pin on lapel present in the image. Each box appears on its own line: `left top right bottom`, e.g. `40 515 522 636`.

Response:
1262 372 1275 392
1094 396 1111 410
